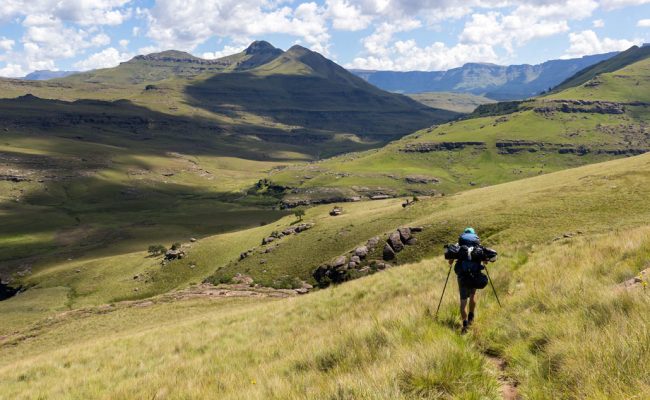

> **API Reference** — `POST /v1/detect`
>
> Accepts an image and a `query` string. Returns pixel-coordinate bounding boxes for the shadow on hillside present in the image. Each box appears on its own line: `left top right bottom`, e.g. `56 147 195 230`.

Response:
184 72 455 138
0 95 372 161
0 174 289 280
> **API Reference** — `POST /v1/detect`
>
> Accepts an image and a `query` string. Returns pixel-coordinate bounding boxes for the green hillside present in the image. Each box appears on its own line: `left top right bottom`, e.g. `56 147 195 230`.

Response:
2 152 649 399
407 92 496 113
552 44 650 92
0 42 457 281
266 56 650 205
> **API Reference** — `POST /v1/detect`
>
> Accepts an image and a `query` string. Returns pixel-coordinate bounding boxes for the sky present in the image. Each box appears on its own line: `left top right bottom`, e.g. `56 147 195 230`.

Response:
0 0 649 77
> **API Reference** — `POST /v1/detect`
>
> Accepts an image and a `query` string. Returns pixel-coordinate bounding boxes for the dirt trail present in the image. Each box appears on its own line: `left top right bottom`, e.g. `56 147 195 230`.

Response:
485 354 520 400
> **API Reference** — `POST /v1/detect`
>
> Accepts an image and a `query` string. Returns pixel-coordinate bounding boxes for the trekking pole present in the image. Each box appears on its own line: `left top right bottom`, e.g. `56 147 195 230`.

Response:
483 264 502 308
435 263 453 319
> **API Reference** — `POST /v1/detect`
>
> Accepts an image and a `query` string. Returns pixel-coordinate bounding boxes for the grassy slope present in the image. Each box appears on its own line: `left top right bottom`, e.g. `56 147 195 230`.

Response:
4 151 650 334
552 44 650 93
408 91 496 113
1 154 649 398
269 57 650 201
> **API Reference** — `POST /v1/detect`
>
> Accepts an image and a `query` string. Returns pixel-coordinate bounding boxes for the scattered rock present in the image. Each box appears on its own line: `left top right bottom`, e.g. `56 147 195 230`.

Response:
329 206 343 216
367 237 380 249
348 261 357 269
350 255 361 264
410 226 424 232
282 227 296 235
405 175 440 184
406 237 418 245
383 243 396 260
354 246 369 258
164 249 186 260
232 273 254 285
388 231 404 252
370 195 391 200
359 266 371 273
190 237 197 242
295 288 309 294
75 269 81 273
133 275 139 280
331 256 347 268
262 236 275 245
397 227 412 242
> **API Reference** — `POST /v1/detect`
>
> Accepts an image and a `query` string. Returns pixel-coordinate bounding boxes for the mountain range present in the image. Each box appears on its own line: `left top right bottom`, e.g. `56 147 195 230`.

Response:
352 52 618 100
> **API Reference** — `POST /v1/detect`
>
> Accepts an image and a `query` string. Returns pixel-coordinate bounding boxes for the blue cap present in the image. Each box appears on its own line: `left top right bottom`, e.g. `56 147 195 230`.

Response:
464 227 475 234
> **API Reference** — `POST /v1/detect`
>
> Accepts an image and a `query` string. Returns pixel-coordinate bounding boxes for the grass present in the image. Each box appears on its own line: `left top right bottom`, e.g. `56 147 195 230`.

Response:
268 57 650 200
408 91 496 114
1 223 648 398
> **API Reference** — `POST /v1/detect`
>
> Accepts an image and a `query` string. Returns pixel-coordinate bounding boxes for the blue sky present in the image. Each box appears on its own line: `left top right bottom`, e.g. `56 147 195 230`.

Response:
0 0 649 77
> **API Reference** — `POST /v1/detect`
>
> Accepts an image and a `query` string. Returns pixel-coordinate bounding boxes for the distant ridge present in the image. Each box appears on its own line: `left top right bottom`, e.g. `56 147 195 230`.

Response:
23 70 78 80
352 52 618 100
552 45 650 92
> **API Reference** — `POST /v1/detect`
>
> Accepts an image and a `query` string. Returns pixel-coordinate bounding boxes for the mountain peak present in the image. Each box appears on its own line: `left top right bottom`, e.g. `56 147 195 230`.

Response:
245 41 281 55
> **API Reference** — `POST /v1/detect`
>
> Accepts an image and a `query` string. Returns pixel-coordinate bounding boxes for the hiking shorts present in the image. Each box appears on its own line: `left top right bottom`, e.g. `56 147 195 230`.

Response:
457 276 476 300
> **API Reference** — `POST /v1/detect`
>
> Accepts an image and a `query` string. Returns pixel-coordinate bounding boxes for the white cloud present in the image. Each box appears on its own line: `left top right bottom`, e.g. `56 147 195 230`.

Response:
638 19 650 27
91 33 111 46
593 19 605 28
0 63 28 77
202 45 246 60
132 26 140 36
600 0 650 9
326 0 373 31
73 47 133 70
348 38 498 71
0 0 132 25
0 37 15 51
119 39 129 48
563 30 641 58
145 0 331 54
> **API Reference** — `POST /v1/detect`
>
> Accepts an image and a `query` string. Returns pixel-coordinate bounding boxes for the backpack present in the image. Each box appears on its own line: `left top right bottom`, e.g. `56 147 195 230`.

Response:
459 271 489 289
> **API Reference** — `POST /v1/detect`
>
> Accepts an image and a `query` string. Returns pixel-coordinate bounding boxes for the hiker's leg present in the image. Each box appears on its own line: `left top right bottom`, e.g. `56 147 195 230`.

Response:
460 298 468 321
469 290 477 313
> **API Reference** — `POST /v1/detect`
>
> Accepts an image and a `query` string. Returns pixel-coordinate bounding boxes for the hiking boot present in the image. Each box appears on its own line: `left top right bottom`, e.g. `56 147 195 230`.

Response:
468 311 475 326
461 319 469 334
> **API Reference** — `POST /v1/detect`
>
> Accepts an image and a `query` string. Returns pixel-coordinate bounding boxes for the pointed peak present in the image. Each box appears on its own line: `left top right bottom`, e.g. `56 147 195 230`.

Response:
245 41 281 55
287 44 311 55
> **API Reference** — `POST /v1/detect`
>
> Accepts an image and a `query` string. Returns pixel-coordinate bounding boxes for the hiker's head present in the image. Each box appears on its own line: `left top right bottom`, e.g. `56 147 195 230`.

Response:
463 227 475 235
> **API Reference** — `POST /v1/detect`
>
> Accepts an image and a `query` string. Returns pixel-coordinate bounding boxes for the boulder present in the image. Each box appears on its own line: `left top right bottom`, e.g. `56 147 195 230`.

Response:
397 227 412 242
348 262 357 269
367 237 380 249
376 262 388 270
282 227 296 235
388 231 404 252
354 246 369 258
232 273 254 285
164 249 185 260
383 243 396 260
359 266 371 273
331 256 347 268
262 236 275 245
190 237 197 242
295 288 309 294
350 255 361 264
406 237 418 245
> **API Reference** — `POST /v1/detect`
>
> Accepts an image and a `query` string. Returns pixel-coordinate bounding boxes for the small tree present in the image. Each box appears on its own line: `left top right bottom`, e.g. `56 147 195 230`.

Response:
294 209 305 221
171 242 181 250
148 244 167 256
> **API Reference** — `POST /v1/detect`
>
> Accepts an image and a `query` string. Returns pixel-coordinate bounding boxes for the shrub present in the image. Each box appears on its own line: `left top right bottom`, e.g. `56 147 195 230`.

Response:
170 242 181 250
147 244 167 256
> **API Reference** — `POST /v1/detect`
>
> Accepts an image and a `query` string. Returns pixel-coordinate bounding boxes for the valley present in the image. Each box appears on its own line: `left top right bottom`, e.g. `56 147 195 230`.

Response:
1 38 650 399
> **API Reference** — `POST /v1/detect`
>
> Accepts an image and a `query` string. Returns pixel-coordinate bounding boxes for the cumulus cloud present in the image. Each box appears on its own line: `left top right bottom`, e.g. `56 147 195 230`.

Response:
0 37 15 51
0 0 131 25
563 30 641 58
638 19 650 27
202 45 247 60
73 47 133 70
119 39 129 48
145 0 331 54
593 19 605 28
600 0 650 9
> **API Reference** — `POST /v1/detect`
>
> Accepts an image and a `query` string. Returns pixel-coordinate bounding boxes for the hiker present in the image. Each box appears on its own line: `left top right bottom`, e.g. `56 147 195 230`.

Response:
447 227 485 334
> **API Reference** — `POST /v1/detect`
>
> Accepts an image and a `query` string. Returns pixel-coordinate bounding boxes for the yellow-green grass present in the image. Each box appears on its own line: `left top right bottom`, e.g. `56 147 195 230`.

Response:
408 91 496 114
1 223 648 399
270 57 650 198
4 150 648 337
546 57 650 102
